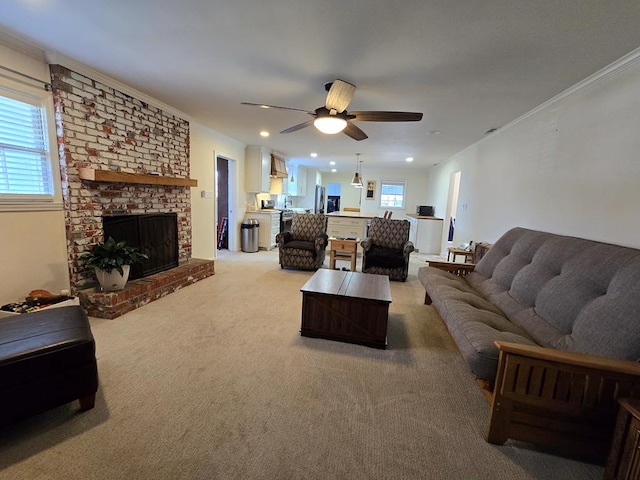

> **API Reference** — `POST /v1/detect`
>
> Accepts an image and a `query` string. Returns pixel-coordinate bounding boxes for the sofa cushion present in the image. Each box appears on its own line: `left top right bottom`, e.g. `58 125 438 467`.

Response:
420 227 640 382
283 240 316 252
473 227 640 361
420 267 536 380
364 245 405 268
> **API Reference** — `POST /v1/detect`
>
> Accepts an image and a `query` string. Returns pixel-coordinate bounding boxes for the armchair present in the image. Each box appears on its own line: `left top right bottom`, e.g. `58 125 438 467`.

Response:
276 213 328 270
360 217 414 281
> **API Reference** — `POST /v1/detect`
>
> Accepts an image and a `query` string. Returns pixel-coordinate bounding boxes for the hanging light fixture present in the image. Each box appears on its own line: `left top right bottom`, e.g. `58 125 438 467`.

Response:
289 162 295 183
355 158 364 188
350 153 360 186
351 153 363 187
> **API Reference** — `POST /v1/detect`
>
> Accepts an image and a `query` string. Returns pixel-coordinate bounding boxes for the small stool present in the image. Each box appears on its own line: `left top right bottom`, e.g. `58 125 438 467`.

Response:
447 247 475 263
329 237 359 271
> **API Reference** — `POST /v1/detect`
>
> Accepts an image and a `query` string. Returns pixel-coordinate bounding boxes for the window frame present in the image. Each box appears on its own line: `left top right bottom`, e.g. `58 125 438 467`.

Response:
378 180 407 210
0 84 62 212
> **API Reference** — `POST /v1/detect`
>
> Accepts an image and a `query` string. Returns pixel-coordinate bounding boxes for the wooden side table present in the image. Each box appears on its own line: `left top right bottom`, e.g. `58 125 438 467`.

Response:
605 398 640 480
329 237 358 272
447 247 474 263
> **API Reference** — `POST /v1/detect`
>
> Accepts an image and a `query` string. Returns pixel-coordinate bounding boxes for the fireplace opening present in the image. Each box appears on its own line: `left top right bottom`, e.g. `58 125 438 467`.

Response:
103 213 179 280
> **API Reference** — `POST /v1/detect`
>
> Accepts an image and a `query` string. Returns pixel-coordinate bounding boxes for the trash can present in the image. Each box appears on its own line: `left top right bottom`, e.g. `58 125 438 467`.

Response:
241 219 259 252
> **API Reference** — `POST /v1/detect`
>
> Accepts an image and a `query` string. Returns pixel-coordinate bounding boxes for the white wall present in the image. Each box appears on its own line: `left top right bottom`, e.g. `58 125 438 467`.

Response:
0 43 70 305
190 122 246 257
425 51 640 249
321 167 431 219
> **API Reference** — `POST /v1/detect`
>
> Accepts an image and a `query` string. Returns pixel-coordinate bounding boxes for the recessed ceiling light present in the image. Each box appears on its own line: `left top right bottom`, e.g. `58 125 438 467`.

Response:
427 130 441 135
259 131 269 137
406 157 414 162
331 168 337 173
310 152 318 158
260 105 270 109
329 161 336 166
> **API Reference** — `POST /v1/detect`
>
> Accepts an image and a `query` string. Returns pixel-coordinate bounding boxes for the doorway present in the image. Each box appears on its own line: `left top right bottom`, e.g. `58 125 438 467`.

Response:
443 171 461 253
327 182 341 213
216 157 229 250
215 155 237 252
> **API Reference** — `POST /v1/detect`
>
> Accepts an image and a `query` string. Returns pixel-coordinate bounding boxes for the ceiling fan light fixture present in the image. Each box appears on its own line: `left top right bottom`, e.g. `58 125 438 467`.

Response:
313 116 347 134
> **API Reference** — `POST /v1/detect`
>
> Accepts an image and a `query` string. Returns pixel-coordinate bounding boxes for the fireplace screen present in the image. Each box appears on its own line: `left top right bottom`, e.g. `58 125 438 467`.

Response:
103 213 179 280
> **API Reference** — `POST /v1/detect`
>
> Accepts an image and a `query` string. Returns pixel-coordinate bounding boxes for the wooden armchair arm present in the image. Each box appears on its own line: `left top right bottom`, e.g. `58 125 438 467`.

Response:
427 261 476 277
487 341 640 461
494 341 640 377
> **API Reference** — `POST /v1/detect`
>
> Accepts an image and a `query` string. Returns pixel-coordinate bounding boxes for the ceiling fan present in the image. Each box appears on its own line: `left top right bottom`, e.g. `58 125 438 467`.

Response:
242 79 423 141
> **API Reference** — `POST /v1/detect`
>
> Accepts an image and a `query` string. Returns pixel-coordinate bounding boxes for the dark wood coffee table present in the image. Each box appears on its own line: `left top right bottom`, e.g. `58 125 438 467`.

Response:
300 269 392 349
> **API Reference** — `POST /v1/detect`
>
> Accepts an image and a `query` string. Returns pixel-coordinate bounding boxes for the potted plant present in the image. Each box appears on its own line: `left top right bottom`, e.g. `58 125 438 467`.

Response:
80 237 149 292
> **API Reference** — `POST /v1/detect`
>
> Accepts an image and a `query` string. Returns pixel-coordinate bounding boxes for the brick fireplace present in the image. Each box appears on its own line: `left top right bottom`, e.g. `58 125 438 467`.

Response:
50 65 214 318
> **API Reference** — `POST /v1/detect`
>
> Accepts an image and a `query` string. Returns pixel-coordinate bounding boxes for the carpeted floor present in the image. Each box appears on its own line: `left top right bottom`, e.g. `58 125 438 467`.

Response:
0 250 603 479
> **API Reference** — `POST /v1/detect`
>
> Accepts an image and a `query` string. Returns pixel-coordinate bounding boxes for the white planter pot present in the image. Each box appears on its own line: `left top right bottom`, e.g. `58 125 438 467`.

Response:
95 265 131 292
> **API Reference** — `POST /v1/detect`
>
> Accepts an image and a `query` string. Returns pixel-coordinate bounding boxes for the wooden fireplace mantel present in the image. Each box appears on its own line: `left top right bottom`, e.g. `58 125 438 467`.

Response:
79 168 198 187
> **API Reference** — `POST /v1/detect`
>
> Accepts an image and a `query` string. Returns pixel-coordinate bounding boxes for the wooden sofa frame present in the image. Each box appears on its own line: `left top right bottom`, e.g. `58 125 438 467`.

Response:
425 259 640 461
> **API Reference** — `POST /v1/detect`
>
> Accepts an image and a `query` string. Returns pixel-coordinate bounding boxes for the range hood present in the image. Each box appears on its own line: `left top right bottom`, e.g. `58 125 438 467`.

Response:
270 154 288 178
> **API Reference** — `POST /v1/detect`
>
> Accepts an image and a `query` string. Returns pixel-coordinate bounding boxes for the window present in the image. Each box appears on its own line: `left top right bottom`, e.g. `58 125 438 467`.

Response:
379 180 406 209
0 91 54 202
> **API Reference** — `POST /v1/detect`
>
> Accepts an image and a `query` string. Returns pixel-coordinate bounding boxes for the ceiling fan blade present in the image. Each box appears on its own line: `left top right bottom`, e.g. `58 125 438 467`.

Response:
350 111 423 122
280 119 315 134
343 121 368 141
241 102 315 115
325 79 356 113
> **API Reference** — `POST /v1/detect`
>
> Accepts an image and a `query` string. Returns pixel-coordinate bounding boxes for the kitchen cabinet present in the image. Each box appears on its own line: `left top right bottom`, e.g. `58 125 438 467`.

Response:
406 215 444 254
248 211 280 250
284 165 307 196
245 146 271 193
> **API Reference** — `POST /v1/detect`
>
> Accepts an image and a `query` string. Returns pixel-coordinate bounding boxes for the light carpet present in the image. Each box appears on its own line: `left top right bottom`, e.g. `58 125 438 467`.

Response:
0 250 603 479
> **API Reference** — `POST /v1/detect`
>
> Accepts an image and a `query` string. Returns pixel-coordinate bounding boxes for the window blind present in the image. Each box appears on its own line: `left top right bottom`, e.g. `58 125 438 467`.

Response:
380 181 406 208
0 94 53 197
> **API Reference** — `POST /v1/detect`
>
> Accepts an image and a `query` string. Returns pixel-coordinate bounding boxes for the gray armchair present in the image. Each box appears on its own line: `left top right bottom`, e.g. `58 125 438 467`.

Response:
276 213 328 270
361 217 414 281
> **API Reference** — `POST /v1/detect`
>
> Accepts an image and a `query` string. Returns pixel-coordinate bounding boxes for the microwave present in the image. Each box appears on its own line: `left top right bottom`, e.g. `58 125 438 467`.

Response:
417 205 434 216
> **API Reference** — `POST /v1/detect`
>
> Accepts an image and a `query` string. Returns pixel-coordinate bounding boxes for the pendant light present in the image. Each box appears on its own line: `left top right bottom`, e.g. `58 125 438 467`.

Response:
350 153 362 187
355 158 364 188
289 162 295 183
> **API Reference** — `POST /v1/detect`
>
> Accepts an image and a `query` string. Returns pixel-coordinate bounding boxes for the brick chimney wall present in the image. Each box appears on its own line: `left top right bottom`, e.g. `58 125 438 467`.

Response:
50 65 192 291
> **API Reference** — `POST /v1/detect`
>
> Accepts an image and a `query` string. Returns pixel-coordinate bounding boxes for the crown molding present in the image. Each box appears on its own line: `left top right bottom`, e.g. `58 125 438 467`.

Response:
48 52 192 121
1 29 191 121
0 30 47 62
450 46 640 160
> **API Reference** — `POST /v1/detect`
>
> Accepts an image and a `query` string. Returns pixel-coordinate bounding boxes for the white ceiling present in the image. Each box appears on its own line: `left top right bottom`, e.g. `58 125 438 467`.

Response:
2 0 640 174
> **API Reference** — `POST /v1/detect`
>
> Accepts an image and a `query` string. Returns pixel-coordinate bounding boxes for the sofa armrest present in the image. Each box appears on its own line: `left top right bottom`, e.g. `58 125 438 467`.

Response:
276 231 292 246
427 261 476 277
403 241 415 255
315 233 329 250
486 340 640 461
494 341 640 376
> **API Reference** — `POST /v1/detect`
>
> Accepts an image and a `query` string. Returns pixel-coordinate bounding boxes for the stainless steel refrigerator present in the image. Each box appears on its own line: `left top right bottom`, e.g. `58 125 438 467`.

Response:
314 185 325 214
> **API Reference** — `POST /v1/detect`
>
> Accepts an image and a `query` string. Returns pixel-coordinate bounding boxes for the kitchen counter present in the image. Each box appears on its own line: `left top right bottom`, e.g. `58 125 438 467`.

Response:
406 213 444 221
250 209 280 214
326 211 378 219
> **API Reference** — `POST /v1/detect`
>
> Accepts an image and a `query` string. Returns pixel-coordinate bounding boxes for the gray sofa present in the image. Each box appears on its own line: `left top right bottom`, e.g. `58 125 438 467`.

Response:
418 227 640 460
